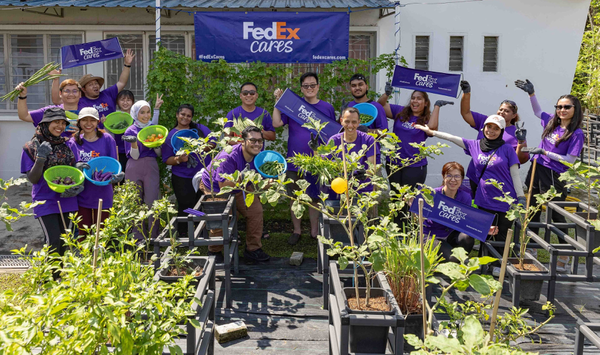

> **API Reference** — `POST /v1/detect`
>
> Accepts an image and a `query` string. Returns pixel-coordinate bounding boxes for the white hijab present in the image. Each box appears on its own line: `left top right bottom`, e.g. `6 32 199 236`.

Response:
131 100 152 129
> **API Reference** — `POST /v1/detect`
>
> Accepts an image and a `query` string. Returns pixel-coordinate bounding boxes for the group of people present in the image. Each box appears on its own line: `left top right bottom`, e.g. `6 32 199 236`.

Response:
18 53 584 268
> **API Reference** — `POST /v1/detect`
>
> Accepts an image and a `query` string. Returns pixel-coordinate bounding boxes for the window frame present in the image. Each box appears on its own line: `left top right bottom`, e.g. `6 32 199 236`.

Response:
448 35 465 72
414 34 431 71
482 35 499 73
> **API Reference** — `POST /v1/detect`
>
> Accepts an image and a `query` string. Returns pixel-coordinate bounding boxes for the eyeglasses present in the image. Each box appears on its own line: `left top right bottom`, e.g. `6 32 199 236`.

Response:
444 174 462 181
241 90 257 96
301 83 318 89
246 138 263 144
62 89 79 95
555 105 574 110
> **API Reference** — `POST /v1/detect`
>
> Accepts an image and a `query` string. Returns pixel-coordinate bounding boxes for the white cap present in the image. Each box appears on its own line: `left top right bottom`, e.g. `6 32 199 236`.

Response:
484 115 506 130
78 107 100 121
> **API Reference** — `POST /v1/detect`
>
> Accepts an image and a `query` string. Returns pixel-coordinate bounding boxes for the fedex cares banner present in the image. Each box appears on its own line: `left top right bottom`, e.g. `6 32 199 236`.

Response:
61 38 123 69
391 66 462 98
410 193 494 242
194 12 349 63
275 89 342 142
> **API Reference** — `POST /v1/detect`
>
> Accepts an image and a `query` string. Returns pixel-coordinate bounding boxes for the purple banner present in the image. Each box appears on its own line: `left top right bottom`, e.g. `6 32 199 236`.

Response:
61 38 124 69
391 66 462 98
275 89 342 143
410 193 494 242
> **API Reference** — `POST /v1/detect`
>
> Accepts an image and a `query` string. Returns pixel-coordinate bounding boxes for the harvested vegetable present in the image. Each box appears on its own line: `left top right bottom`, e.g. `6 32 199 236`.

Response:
110 120 129 130
91 167 113 182
1 62 64 101
261 160 284 176
359 113 373 122
144 133 164 143
51 176 76 185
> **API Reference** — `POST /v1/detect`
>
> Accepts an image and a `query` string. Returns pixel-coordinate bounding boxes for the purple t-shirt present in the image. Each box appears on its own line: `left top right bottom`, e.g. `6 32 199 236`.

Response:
201 144 255 194
78 84 119 129
30 104 81 138
347 100 388 131
466 111 519 183
326 131 376 193
225 106 275 132
389 104 430 167
162 125 213 179
124 125 157 160
20 151 79 218
423 186 472 240
281 98 336 172
535 112 584 173
462 139 519 212
67 133 118 209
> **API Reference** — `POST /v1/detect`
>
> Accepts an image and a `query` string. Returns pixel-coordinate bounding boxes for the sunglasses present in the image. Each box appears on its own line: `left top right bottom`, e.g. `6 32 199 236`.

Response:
241 90 257 96
554 105 574 110
301 83 318 89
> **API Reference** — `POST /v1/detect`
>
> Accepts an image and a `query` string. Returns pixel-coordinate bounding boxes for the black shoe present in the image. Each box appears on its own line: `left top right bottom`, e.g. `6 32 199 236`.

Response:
244 248 270 262
287 233 301 245
208 250 224 264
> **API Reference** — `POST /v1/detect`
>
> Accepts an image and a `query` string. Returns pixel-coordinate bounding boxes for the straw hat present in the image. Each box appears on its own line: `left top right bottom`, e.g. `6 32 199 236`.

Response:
79 74 105 89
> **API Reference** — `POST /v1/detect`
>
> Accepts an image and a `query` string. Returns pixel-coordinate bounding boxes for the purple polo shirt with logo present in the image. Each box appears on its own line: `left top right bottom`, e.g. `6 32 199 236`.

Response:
423 186 472 240
201 144 255 194
347 100 388 131
20 151 79 218
30 104 81 138
389 104 430 167
162 125 213 179
534 112 584 173
78 84 119 129
462 139 519 212
66 133 118 209
466 111 518 183
225 106 275 132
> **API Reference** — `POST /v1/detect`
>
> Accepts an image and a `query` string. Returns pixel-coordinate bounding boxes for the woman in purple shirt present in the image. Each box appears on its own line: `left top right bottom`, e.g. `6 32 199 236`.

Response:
67 107 123 237
459 80 530 196
162 104 213 238
21 107 85 255
416 115 526 246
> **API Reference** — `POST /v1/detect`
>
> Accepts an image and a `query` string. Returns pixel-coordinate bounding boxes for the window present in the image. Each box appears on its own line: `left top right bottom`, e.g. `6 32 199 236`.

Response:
449 36 464 71
105 34 144 100
149 34 185 62
415 36 429 70
1 33 84 110
483 36 498 72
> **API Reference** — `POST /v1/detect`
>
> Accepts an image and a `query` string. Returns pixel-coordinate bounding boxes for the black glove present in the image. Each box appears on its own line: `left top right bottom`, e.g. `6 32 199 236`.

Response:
122 135 137 143
357 125 369 133
186 155 198 169
528 147 546 155
36 141 52 160
60 184 84 198
460 80 471 94
515 122 527 142
385 81 394 96
352 168 367 181
515 79 535 95
308 133 320 151
517 196 527 207
75 162 90 171
434 100 454 107
110 171 125 184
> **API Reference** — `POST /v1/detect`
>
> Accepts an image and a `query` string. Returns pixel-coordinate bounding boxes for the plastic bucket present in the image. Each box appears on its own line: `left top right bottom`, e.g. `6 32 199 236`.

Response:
104 112 134 134
255 150 287 178
353 103 378 126
171 128 200 152
137 125 168 148
83 156 122 186
44 165 85 193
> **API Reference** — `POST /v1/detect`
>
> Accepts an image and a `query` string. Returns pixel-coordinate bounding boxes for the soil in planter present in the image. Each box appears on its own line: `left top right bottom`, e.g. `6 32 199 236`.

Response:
514 263 542 272
165 265 203 277
204 196 228 202
347 296 391 312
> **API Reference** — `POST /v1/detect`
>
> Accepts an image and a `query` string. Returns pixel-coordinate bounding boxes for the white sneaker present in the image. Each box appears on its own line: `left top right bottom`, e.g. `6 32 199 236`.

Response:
492 267 501 277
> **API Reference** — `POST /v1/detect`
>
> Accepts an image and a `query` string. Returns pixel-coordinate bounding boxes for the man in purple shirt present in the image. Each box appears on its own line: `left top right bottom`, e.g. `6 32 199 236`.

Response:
225 82 276 145
272 72 336 245
346 73 388 133
53 49 135 125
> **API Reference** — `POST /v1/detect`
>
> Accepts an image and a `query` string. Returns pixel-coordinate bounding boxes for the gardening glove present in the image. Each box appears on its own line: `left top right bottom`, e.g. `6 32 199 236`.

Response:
352 168 367 181
308 133 320 151
385 81 394 96
122 135 137 143
75 162 90 171
515 79 535 95
60 184 84 198
36 141 52 160
434 100 454 107
186 155 198 169
515 122 527 142
517 196 526 207
527 147 546 155
110 171 125 184
239 163 251 181
460 80 471 94
357 125 369 133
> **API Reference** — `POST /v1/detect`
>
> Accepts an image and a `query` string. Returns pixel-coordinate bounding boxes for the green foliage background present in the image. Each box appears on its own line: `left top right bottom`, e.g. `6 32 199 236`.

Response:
145 46 401 192
572 0 600 113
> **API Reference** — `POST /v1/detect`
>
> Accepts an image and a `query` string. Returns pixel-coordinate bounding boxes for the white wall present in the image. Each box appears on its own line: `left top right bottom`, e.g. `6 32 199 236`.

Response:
377 0 591 187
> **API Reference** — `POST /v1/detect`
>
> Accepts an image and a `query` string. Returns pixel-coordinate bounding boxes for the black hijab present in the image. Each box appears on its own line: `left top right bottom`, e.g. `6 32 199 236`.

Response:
479 126 505 152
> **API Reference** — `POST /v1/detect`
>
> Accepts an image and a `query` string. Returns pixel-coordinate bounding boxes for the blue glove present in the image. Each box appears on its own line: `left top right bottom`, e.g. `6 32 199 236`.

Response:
517 196 527 207
515 79 535 95
110 171 125 184
61 184 84 198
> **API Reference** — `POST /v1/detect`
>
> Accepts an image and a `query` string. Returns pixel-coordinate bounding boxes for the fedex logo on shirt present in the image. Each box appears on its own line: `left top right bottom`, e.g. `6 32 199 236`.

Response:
92 102 109 113
79 150 100 162
437 200 467 223
402 121 415 130
546 132 561 145
477 154 498 167
243 22 299 53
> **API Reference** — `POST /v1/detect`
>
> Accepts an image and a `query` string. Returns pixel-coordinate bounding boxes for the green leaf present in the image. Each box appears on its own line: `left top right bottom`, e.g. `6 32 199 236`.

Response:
469 274 491 296
338 256 348 270
451 247 469 263
477 256 498 266
462 315 485 349
424 334 462 353
436 262 464 280
245 193 254 208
